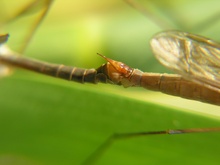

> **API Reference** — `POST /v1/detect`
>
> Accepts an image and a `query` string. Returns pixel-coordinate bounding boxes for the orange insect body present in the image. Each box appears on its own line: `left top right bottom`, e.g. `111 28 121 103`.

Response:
97 53 134 86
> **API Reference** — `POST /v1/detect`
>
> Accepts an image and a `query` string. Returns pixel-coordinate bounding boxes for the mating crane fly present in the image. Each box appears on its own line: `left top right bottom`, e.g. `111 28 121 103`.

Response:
0 31 220 105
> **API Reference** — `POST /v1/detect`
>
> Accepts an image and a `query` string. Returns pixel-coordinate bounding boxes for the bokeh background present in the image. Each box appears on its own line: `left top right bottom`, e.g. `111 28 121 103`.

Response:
0 0 220 165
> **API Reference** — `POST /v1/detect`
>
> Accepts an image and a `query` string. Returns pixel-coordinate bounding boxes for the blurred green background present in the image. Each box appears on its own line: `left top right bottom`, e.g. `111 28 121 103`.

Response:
0 0 220 165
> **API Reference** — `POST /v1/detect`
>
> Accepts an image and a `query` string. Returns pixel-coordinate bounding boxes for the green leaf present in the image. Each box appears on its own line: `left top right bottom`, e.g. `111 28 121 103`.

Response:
0 72 220 165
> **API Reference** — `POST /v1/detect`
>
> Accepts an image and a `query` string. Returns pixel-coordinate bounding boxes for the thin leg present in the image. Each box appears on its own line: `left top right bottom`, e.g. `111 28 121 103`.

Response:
123 0 172 29
124 0 220 33
82 127 220 165
6 0 54 53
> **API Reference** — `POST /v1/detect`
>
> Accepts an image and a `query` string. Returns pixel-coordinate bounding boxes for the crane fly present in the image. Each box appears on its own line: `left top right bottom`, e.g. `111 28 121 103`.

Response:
0 31 220 105
1 30 220 165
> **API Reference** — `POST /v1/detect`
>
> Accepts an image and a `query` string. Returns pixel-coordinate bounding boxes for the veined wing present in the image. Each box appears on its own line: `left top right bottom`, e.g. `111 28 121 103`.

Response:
150 30 220 92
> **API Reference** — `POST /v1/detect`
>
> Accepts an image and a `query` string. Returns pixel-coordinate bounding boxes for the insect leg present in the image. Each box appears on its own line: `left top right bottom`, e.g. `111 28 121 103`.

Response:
6 0 54 53
82 127 220 165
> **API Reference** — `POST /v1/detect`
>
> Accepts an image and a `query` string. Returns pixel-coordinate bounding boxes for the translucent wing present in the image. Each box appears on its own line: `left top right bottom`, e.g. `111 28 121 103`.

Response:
150 30 220 92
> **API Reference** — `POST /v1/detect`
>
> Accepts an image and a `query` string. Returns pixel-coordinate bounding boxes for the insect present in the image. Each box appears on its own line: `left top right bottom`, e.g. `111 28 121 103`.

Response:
0 1 220 165
1 31 220 105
